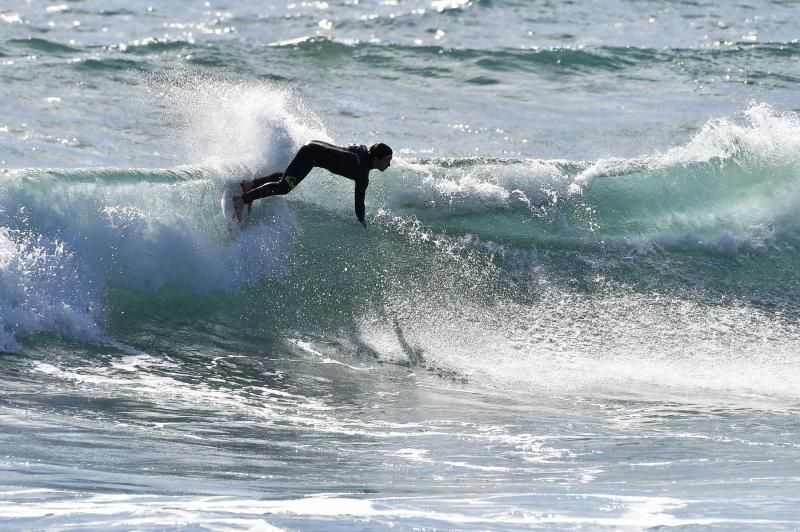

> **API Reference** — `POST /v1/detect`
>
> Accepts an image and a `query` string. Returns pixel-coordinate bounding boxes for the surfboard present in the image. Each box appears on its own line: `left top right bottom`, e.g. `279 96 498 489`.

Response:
220 183 242 237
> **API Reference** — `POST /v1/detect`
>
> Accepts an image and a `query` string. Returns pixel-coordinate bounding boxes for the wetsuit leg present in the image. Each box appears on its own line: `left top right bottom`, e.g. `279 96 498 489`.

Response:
241 171 287 203
248 172 283 189
243 142 332 202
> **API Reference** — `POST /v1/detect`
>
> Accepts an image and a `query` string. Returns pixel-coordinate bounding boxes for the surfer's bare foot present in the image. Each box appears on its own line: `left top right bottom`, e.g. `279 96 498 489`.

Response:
233 195 245 223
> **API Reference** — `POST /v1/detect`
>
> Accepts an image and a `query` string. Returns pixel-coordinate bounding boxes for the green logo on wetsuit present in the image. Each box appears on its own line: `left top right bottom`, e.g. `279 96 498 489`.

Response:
284 175 298 189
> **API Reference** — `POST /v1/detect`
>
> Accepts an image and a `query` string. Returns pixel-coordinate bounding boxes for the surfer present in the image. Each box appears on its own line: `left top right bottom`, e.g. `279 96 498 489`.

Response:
233 140 393 227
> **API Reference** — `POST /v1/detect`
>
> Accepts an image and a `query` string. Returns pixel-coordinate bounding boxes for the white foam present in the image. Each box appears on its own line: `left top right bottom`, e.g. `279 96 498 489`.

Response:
392 448 512 472
659 102 800 169
0 490 793 529
576 102 800 189
0 227 104 352
388 158 572 216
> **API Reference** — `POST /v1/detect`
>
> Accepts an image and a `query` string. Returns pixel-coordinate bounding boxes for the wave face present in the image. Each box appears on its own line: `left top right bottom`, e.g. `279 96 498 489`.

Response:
3 90 800 399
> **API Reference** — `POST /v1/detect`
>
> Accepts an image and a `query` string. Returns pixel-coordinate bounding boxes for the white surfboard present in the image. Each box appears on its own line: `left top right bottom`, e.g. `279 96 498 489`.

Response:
220 184 242 237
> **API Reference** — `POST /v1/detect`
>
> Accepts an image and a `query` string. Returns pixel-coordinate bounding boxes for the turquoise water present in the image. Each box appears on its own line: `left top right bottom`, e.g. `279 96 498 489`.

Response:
2 1 800 529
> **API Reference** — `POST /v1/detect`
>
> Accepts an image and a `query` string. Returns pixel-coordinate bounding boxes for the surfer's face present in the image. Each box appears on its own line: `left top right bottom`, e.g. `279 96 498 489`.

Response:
376 154 392 171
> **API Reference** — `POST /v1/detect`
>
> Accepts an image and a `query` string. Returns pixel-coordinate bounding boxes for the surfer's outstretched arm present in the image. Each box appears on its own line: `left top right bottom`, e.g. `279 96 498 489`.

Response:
355 180 368 228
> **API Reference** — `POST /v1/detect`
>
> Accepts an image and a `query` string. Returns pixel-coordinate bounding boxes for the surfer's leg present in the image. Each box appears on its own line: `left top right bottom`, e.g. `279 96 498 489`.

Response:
244 172 283 194
280 142 320 185
241 178 292 203
232 173 283 222
241 143 321 203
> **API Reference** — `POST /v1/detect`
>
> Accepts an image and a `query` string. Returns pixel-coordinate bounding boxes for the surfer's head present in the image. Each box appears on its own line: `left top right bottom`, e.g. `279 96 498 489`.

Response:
370 143 393 171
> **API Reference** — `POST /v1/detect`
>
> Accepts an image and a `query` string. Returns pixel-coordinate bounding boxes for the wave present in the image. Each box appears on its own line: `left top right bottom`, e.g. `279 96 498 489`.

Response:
4 93 800 399
5 37 196 57
0 167 300 351
73 57 143 72
102 38 194 55
0 77 330 352
385 104 800 254
15 33 794 87
268 36 638 72
5 167 204 185
3 103 799 321
265 36 800 77
5 37 80 55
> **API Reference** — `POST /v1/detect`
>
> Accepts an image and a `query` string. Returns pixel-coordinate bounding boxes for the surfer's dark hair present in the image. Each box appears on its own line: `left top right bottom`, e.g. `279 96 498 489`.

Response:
369 143 393 159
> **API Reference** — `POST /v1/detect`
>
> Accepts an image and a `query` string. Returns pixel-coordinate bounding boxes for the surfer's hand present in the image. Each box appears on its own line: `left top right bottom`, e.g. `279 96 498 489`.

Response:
359 219 367 228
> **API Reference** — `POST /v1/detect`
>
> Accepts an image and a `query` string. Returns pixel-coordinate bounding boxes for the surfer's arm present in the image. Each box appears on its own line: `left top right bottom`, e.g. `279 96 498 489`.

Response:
354 179 367 227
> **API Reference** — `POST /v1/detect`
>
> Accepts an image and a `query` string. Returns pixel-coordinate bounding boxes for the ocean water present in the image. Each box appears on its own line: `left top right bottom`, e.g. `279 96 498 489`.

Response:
2 0 800 529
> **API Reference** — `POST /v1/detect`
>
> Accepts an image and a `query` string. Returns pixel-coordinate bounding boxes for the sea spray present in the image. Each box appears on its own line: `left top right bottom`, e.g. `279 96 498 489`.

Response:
149 70 331 177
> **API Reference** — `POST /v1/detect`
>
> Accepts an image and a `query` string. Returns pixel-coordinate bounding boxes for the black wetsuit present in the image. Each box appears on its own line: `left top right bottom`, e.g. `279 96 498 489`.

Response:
242 140 372 223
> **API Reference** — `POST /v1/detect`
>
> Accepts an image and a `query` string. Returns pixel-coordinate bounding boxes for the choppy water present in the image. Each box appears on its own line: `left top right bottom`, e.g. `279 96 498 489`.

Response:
2 1 800 530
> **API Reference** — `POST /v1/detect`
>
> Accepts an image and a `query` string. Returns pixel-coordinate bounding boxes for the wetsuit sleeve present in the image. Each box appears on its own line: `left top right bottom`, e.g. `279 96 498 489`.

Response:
354 179 368 223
